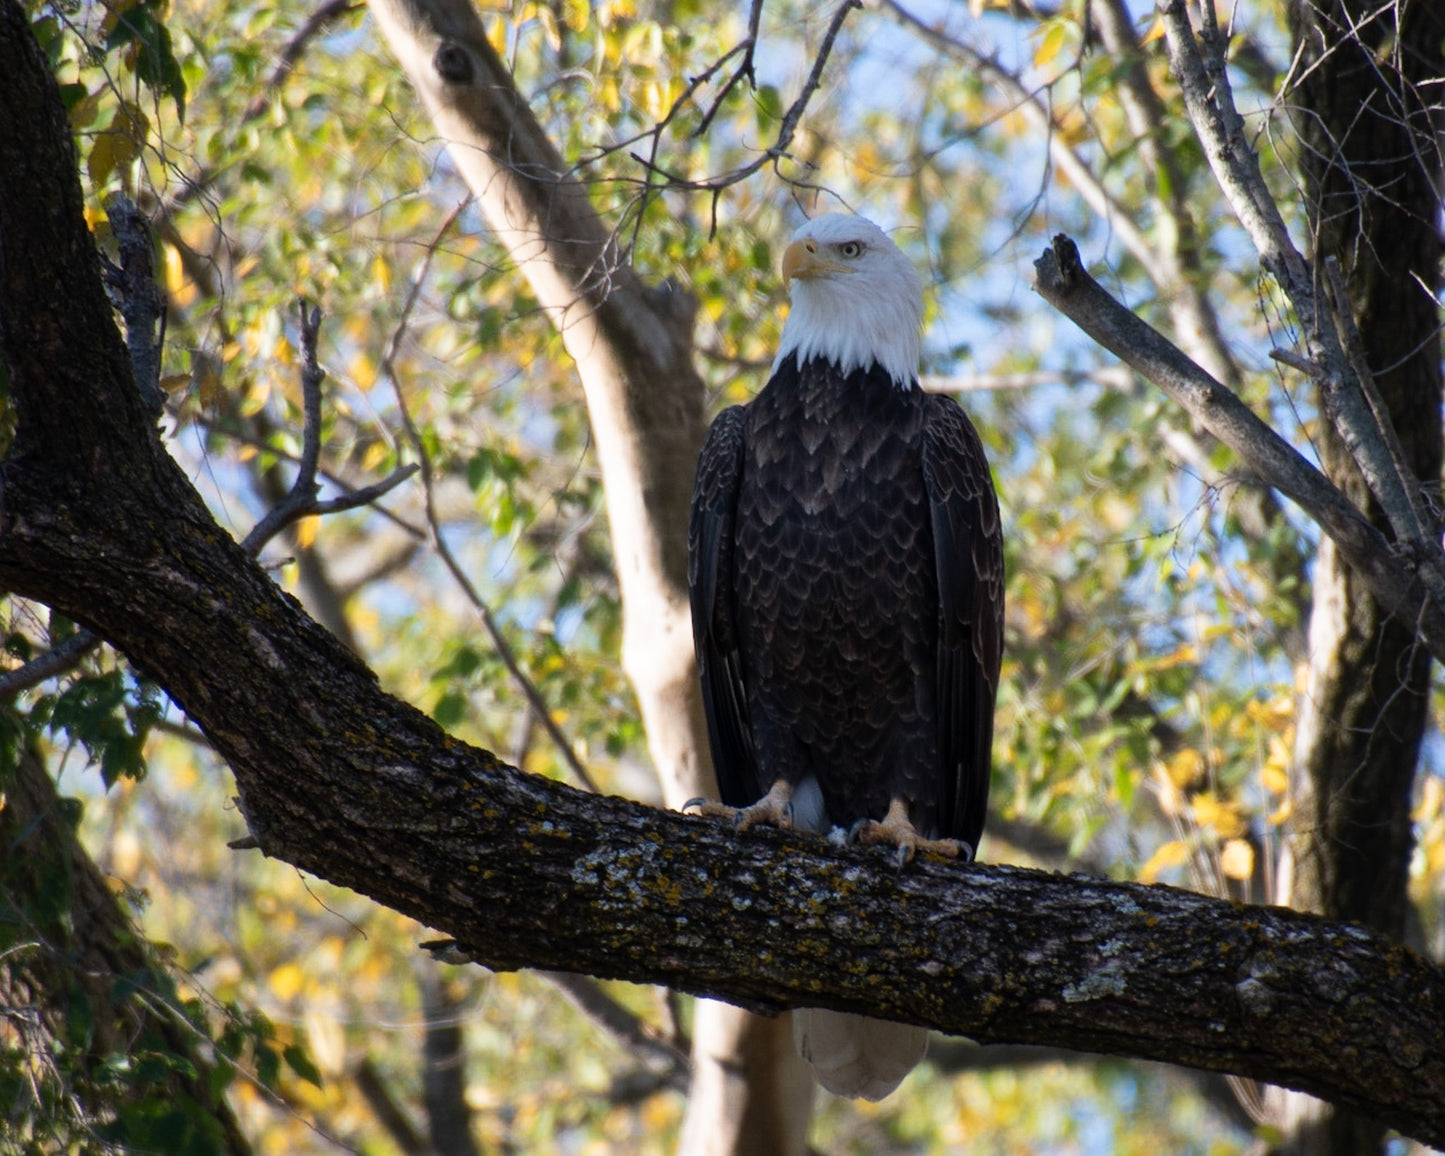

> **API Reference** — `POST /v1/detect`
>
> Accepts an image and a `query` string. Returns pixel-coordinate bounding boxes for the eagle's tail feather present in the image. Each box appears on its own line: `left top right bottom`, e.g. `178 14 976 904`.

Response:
792 1008 927 1101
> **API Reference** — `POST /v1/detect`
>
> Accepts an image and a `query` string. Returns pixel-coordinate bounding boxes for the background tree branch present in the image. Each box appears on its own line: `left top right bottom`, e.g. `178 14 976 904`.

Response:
1032 235 1445 663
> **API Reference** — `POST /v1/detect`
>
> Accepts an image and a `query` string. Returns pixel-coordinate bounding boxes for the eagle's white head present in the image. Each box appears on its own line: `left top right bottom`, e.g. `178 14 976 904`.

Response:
772 213 924 390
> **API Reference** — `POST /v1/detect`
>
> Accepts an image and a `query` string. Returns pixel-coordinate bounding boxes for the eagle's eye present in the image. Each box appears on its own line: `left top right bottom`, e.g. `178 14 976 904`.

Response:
837 241 864 259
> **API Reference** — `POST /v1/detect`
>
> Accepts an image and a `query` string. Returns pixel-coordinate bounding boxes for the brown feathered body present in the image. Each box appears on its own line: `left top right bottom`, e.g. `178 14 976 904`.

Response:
690 352 1003 852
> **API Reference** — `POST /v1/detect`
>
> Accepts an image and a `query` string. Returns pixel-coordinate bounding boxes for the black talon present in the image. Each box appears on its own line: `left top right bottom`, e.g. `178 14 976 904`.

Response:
958 840 976 863
894 844 912 869
682 797 708 813
847 817 870 844
781 801 795 829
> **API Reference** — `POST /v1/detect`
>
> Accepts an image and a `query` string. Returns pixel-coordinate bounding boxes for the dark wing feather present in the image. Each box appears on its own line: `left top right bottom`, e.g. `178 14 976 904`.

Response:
688 405 763 807
921 394 1004 853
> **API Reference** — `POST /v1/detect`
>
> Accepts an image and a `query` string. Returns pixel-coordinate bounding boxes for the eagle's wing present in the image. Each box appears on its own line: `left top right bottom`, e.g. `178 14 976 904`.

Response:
688 405 762 807
921 395 1004 853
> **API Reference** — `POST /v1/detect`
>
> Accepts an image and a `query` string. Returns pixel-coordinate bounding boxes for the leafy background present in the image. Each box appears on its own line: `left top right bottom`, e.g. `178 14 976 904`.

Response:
3 0 1442 1152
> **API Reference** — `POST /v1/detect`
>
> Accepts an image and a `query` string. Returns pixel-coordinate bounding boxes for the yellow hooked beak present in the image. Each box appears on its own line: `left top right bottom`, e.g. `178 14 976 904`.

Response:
781 239 853 288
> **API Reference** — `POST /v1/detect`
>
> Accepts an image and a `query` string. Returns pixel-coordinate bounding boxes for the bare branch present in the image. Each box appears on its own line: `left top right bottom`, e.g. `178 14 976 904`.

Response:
309 465 418 516
617 0 863 217
540 971 690 1092
1157 0 1312 302
1155 0 1445 577
100 195 165 415
0 632 102 701
880 0 1155 274
354 1058 429 1156
1032 234 1445 663
239 300 326 556
1322 255 1437 543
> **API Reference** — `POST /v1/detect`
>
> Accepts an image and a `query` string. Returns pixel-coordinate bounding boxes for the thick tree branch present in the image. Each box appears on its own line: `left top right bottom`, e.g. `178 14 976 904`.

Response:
1032 234 1445 664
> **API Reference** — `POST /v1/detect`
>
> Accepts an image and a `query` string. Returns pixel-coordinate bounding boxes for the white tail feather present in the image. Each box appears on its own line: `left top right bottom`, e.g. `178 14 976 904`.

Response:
791 1008 927 1101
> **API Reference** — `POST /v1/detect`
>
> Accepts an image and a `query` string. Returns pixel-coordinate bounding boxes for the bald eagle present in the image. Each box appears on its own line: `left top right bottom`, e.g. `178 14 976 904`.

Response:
686 214 1004 1100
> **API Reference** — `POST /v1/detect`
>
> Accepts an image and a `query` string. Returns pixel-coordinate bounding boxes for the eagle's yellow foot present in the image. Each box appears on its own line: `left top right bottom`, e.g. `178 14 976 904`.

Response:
851 798 973 867
683 779 794 832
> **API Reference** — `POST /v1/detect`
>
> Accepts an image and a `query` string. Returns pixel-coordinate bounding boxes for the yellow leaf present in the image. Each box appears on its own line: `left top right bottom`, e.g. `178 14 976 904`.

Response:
360 440 393 473
162 243 195 309
1165 747 1204 788
1140 16 1166 44
1191 791 1245 838
1267 795 1293 826
485 19 507 55
1220 838 1254 881
350 351 376 390
371 254 392 296
88 103 148 191
563 0 588 32
294 515 319 550
1417 776 1443 822
87 131 124 190
1261 761 1290 795
1034 21 1068 70
1139 839 1190 884
269 962 305 1001
198 365 224 409
1155 642 1199 670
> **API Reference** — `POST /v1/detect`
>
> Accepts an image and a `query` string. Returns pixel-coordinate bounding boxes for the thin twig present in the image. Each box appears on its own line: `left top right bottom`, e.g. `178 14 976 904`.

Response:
379 202 600 794
614 0 861 222
2 299 405 700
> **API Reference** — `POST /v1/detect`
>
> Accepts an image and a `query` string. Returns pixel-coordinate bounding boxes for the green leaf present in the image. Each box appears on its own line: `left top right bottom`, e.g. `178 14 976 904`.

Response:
283 1044 323 1088
754 84 782 133
253 1042 280 1089
106 2 188 122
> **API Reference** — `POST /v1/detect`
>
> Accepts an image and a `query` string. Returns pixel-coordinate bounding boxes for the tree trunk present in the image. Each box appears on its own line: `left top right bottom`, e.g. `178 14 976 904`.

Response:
1277 2 1445 1152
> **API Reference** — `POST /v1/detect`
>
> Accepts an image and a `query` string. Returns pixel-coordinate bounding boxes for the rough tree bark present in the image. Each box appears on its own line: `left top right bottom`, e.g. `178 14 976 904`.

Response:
2 4 1445 1149
1276 3 1445 1152
291 0 811 1149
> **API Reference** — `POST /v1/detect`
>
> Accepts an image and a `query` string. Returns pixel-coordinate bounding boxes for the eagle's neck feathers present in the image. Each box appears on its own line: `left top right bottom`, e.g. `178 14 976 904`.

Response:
771 215 924 390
